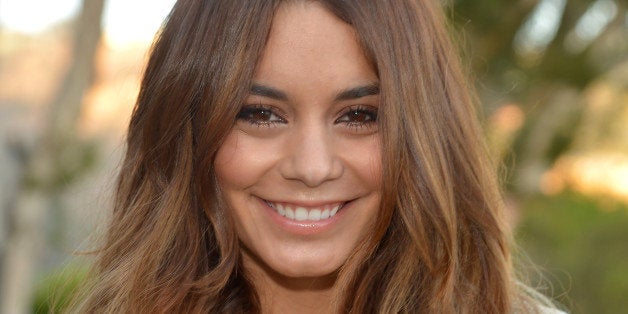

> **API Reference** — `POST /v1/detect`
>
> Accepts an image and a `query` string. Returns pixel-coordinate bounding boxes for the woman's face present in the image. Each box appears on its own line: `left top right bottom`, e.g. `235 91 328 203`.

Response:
214 2 381 280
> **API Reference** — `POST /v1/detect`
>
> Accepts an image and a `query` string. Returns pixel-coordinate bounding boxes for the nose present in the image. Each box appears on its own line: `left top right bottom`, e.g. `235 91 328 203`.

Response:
279 123 343 187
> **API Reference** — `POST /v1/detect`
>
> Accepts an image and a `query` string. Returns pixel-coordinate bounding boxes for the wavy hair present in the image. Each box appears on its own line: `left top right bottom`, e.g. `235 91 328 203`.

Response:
73 0 542 312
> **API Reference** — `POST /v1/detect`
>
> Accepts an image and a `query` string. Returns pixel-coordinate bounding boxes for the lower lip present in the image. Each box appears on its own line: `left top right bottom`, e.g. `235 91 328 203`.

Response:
258 198 348 236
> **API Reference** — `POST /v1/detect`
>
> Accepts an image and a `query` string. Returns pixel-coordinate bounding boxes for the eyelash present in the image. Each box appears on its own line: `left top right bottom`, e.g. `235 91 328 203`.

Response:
236 104 286 127
235 104 378 129
335 105 378 128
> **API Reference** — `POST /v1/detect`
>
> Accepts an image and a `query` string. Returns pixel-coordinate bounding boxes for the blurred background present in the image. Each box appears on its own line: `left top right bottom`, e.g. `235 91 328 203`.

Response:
0 0 626 313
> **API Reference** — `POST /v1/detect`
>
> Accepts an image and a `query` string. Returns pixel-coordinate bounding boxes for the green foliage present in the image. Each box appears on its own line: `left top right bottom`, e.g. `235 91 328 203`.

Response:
22 138 100 192
32 264 88 314
449 0 626 178
451 0 603 98
516 192 628 314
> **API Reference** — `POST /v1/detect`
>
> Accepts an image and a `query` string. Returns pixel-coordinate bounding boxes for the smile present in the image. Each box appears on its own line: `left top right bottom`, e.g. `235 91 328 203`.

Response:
264 200 346 222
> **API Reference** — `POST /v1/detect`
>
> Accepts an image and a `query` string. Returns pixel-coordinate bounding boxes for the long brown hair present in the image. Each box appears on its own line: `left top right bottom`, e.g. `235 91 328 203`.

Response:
74 0 541 312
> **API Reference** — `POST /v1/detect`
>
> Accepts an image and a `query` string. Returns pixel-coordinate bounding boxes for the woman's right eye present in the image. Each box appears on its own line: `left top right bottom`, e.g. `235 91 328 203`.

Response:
236 105 286 126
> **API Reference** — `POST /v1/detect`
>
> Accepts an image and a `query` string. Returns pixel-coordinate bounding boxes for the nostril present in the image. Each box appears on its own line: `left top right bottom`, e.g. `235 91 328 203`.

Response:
289 158 344 187
279 132 343 186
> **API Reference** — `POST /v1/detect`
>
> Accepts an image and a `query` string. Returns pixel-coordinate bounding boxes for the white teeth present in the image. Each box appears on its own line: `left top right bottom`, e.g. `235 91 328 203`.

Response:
266 201 345 222
295 207 308 221
308 209 321 221
285 207 295 219
330 205 339 216
277 204 286 216
321 209 330 219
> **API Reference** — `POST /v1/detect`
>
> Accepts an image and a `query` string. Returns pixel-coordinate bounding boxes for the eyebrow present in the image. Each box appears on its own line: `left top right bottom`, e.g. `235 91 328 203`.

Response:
250 84 288 101
249 83 380 102
334 83 380 101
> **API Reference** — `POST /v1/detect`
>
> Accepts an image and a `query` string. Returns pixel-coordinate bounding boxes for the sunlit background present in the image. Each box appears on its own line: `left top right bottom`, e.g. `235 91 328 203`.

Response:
0 0 627 313
0 0 174 45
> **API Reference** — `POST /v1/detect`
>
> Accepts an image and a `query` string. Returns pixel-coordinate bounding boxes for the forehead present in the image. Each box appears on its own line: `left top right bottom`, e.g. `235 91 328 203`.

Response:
253 2 377 92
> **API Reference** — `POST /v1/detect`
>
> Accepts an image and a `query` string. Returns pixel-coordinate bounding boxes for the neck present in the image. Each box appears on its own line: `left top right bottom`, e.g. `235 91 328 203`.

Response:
259 274 338 314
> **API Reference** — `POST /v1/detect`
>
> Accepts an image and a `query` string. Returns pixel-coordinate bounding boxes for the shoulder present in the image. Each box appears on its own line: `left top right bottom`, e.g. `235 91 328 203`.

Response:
512 297 568 314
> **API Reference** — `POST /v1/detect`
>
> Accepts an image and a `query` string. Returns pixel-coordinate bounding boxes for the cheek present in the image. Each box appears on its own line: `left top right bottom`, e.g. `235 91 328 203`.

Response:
341 135 382 189
214 133 248 189
214 131 279 189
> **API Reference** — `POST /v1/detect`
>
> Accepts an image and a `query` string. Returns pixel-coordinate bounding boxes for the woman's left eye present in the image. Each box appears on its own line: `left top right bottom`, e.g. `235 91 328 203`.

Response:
335 106 378 126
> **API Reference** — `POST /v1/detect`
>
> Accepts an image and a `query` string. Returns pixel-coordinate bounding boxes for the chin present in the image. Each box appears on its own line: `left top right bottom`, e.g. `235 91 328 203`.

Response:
272 260 340 279
242 243 348 283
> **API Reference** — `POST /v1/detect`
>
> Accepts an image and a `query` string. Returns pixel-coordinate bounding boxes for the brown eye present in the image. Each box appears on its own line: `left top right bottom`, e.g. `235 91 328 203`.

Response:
237 105 286 126
347 109 374 123
336 106 378 125
251 109 272 121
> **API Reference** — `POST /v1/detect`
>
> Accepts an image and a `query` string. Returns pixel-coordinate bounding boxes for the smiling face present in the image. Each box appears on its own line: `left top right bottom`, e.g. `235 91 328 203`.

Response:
214 2 381 281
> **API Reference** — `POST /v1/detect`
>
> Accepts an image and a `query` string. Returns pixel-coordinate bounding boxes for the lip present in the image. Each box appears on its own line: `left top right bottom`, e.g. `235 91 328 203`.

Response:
256 197 351 236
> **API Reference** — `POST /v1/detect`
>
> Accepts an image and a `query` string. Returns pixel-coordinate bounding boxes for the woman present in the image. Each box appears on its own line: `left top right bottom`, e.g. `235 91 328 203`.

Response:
74 0 558 312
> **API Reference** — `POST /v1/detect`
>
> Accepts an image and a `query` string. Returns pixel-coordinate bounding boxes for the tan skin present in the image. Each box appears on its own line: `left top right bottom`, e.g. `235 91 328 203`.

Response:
214 2 382 313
